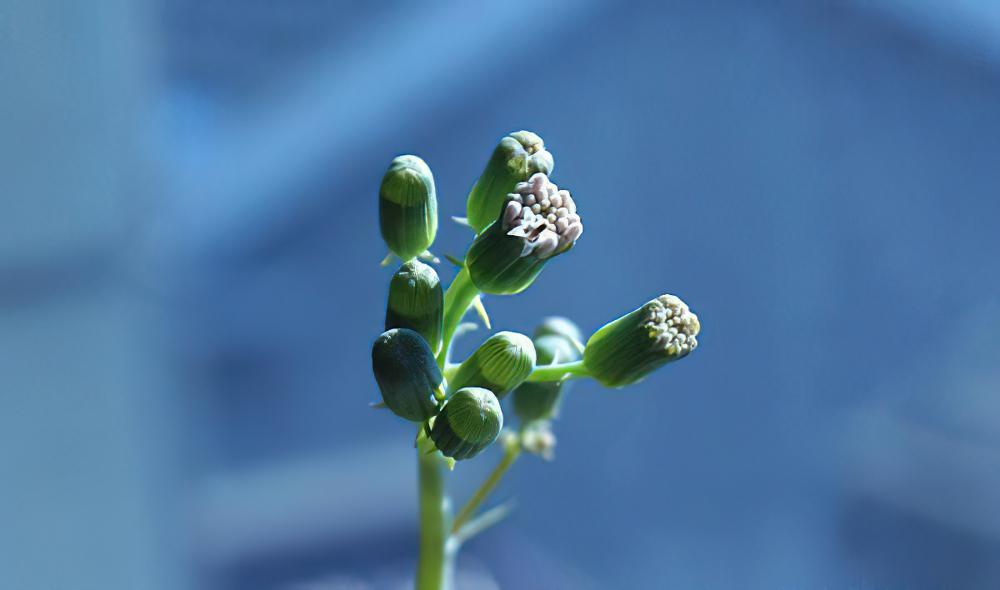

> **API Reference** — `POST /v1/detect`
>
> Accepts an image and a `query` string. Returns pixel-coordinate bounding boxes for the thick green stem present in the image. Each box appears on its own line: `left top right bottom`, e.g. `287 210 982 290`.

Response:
437 267 480 370
451 437 522 534
416 437 454 590
524 359 589 382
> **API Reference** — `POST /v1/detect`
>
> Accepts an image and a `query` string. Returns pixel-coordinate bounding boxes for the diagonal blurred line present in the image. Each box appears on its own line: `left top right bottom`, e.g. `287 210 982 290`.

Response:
161 0 609 261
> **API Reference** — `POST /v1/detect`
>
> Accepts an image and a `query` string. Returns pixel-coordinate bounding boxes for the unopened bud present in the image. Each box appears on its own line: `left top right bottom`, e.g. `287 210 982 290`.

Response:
385 260 443 354
379 155 438 261
430 387 503 460
449 331 535 399
512 334 581 424
371 328 443 422
466 131 554 233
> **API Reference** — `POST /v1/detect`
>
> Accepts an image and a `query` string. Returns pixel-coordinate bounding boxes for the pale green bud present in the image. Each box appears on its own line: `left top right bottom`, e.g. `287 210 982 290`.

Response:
512 334 581 424
371 328 443 422
430 387 503 460
583 294 700 387
385 260 443 354
466 173 583 294
449 331 536 399
466 131 554 233
379 155 438 261
533 316 584 347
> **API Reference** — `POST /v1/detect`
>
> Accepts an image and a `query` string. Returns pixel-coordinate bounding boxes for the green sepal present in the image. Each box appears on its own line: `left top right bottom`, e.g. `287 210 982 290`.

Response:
371 328 443 422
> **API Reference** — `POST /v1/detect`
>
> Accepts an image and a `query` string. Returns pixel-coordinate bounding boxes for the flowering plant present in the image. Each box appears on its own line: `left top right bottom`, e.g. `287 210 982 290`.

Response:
373 131 700 589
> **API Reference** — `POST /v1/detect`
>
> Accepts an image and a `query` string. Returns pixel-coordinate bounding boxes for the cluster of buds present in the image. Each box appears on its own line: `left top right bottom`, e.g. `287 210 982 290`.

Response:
372 130 702 465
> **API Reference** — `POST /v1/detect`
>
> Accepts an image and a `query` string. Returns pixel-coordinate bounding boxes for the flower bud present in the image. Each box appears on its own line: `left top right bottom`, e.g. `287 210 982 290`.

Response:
583 294 700 387
449 331 536 399
466 131 554 233
466 173 583 294
379 155 438 261
385 260 443 354
512 334 581 423
371 328 443 422
429 387 503 460
533 316 584 347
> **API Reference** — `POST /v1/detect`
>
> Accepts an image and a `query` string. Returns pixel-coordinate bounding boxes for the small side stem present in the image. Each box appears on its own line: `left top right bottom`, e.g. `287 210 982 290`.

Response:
416 436 453 590
451 437 522 535
437 267 480 370
525 359 589 382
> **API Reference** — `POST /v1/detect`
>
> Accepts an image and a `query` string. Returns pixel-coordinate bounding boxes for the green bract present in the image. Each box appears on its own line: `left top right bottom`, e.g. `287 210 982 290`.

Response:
512 333 582 424
379 155 438 261
583 294 700 387
386 260 443 354
429 387 503 460
466 173 583 294
466 131 554 233
448 331 535 398
371 328 443 422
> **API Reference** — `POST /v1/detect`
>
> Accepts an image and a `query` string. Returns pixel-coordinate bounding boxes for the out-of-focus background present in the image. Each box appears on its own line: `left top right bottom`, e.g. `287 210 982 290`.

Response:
3 1 1000 588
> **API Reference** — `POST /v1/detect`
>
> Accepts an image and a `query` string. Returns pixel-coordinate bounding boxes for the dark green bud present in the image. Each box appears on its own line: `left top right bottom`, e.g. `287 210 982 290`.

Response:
371 328 444 421
379 155 438 261
583 294 700 388
449 331 535 399
466 131 554 234
430 387 503 460
533 316 584 347
385 260 443 354
466 173 582 294
512 334 582 424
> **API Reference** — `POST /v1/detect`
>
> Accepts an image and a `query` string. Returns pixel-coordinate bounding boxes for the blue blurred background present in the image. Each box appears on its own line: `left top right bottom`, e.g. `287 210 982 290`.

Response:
3 1 1000 588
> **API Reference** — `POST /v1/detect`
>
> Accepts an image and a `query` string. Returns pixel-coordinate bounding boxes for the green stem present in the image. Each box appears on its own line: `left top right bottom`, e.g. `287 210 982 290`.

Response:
525 359 589 382
451 437 522 535
416 436 454 590
437 267 480 370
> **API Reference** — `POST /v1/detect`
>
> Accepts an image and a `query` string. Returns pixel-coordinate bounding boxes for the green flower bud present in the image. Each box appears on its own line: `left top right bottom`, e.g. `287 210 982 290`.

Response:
385 260 443 354
449 331 536 399
466 173 583 294
430 387 503 460
466 131 554 233
512 334 581 424
379 155 438 261
583 294 700 388
371 328 444 422
533 316 584 346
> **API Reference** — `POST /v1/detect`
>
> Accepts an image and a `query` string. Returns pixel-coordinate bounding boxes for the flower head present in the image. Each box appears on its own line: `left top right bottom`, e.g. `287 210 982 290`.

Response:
379 155 437 261
466 173 583 294
429 387 503 460
466 131 554 233
583 294 700 387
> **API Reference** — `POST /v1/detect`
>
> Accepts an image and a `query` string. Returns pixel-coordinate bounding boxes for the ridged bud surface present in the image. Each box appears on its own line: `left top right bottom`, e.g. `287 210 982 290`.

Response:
371 328 442 421
466 131 554 233
385 260 443 354
379 155 437 261
583 294 700 387
449 331 536 399
430 387 503 460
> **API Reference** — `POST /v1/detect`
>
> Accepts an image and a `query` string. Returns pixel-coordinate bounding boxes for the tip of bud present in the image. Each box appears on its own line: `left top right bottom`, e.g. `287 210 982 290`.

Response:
645 294 700 357
533 316 584 347
430 387 503 460
502 173 582 260
382 155 434 205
